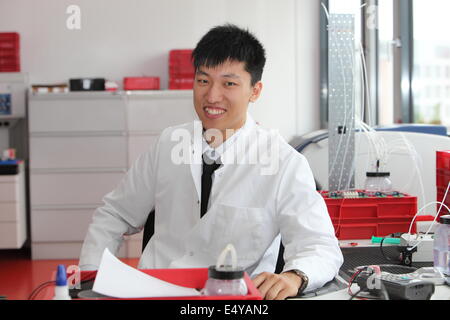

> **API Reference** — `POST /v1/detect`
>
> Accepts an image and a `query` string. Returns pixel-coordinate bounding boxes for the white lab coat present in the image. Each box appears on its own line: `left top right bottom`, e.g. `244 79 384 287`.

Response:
79 115 343 291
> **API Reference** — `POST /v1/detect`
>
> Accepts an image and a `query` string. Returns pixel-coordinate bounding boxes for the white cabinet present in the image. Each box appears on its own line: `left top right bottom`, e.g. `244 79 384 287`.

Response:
29 90 194 259
0 162 27 249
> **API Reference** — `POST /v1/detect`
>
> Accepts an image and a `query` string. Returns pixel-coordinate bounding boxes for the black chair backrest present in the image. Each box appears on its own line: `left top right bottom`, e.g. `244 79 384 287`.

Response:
142 209 155 252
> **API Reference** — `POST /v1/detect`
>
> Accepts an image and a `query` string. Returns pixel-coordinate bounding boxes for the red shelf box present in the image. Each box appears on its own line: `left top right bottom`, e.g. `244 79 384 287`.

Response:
321 191 418 240
169 49 194 90
124 77 160 90
0 32 20 72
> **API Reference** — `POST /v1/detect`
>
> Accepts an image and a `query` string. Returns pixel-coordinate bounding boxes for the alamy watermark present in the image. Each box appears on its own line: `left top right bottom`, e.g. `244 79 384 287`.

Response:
66 5 81 30
170 121 281 176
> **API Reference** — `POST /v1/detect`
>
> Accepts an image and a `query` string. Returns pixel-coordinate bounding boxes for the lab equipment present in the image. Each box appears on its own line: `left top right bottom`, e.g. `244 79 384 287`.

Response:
355 268 435 300
53 265 71 300
400 233 434 263
328 14 356 192
365 172 392 194
433 215 450 276
203 244 247 296
69 78 105 91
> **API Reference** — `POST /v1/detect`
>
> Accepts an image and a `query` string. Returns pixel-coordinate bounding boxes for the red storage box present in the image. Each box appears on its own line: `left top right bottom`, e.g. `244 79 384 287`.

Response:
41 268 262 300
169 49 194 90
437 151 450 170
169 76 194 90
169 49 194 76
437 186 450 215
437 168 450 189
322 191 418 240
0 32 20 72
124 77 160 90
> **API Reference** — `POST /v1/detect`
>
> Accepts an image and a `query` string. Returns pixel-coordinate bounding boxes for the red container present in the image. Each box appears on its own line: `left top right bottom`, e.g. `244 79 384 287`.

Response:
437 168 450 189
332 218 417 240
124 77 160 90
169 49 194 76
322 191 418 240
41 268 262 300
437 186 450 216
437 151 450 170
0 32 20 72
169 76 194 90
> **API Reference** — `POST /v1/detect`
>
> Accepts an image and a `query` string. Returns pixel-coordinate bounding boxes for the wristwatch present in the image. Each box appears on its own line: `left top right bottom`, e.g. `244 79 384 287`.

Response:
289 269 309 295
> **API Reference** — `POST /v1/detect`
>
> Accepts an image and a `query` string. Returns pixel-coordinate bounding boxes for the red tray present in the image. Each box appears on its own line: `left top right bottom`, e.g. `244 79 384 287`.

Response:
42 268 262 300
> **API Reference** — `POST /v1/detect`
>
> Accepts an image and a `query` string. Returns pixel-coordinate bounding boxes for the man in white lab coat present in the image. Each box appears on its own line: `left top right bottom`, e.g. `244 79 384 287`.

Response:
79 24 343 300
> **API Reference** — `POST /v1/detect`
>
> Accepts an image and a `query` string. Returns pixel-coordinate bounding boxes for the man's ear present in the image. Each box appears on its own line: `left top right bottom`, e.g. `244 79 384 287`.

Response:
249 81 263 103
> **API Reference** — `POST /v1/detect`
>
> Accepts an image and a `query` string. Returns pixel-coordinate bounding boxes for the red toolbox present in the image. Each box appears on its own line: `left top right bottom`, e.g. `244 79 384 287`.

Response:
0 32 20 72
321 191 418 240
169 49 194 90
124 77 160 90
39 268 262 300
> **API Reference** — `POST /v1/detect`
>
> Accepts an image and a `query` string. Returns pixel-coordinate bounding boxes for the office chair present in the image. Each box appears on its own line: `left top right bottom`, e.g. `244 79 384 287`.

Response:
141 209 286 273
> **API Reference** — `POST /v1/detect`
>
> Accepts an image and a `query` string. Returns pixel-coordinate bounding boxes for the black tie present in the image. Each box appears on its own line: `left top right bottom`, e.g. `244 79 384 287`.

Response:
201 155 221 217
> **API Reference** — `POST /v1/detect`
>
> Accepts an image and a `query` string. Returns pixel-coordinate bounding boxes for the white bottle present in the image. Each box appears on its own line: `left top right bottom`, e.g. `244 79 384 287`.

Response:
53 265 71 300
433 215 450 276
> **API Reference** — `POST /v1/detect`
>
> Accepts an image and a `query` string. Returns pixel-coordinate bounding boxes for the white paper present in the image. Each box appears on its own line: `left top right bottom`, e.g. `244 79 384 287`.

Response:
92 248 201 298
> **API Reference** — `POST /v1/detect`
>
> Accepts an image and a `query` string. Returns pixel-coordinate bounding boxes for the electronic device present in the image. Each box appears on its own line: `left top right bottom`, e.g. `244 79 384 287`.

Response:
356 269 435 300
400 233 434 263
69 78 105 91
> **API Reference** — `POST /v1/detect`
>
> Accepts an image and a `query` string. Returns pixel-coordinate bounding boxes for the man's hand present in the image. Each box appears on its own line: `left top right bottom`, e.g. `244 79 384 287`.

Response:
252 271 302 300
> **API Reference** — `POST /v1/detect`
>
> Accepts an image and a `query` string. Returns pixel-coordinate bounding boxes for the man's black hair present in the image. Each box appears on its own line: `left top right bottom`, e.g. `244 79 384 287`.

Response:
192 24 266 86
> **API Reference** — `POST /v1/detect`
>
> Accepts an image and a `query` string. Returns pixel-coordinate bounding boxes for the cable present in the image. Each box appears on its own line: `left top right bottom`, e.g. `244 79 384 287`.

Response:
349 289 363 300
28 281 55 300
380 236 395 262
321 2 330 21
404 181 450 253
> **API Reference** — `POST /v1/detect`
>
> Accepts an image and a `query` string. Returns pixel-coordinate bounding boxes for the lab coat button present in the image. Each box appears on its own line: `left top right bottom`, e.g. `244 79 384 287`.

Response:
189 251 194 256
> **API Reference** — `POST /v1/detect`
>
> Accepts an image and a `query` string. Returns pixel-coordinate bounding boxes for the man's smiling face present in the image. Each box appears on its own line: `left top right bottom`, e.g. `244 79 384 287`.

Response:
193 59 262 141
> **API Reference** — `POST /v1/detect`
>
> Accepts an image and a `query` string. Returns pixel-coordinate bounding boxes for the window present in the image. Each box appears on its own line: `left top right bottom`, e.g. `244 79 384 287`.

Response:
413 0 450 125
321 1 450 128
378 0 394 125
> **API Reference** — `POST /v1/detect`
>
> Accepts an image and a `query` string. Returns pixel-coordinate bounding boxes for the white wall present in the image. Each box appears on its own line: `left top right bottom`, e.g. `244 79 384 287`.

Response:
0 0 321 142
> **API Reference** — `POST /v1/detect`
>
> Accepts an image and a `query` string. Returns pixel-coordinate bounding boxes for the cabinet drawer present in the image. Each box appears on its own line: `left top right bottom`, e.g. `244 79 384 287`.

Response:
30 135 127 169
30 171 126 206
0 181 21 202
31 209 94 242
29 97 126 133
128 135 158 167
0 222 26 249
31 241 128 260
0 202 21 222
127 98 196 132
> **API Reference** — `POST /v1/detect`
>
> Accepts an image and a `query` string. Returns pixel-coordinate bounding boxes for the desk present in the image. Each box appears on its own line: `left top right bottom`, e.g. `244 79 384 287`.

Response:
295 242 450 300
300 283 450 300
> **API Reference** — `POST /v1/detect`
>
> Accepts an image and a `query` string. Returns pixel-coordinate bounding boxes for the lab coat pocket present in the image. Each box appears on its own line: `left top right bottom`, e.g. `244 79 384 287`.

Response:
209 204 268 264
